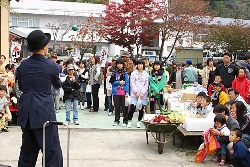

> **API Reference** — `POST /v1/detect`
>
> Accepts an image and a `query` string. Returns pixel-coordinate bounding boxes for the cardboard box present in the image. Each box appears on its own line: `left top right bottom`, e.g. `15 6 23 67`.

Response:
184 101 193 111
182 118 214 131
167 99 184 111
182 93 197 102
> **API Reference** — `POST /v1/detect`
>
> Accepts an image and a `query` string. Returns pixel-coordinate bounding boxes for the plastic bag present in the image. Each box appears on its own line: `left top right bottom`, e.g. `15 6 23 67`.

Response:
125 96 131 107
136 98 142 110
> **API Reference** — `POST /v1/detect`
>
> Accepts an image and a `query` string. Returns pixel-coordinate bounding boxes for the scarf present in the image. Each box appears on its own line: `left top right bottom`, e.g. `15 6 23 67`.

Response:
236 75 246 82
150 71 164 111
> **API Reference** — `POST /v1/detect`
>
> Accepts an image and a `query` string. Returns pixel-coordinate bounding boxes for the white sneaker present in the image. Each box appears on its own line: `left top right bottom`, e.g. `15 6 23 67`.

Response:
65 121 70 125
137 121 141 128
113 122 119 126
81 105 84 110
74 121 79 125
121 123 127 127
127 122 132 128
108 112 112 116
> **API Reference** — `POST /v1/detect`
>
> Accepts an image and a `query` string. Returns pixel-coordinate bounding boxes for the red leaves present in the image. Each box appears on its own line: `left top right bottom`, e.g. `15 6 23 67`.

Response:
101 0 159 54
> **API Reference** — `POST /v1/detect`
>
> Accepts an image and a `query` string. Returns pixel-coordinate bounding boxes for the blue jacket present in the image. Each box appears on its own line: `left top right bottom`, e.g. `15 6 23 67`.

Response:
110 71 129 96
17 54 62 129
233 140 250 167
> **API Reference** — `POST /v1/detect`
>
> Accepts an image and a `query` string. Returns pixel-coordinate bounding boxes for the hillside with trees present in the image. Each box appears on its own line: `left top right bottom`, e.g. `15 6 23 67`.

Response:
209 0 250 20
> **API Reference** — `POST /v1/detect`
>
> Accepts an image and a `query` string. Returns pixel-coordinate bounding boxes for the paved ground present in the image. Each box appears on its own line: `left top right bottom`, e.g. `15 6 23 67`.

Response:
1 85 231 167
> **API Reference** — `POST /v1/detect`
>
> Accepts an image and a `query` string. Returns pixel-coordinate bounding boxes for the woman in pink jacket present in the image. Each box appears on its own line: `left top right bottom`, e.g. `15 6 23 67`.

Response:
232 67 250 103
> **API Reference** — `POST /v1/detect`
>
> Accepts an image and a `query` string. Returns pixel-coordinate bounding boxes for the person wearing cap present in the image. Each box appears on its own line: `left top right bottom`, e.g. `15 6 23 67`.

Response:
214 52 238 90
183 59 198 84
62 64 81 125
236 60 250 80
211 82 229 107
167 62 183 89
121 51 134 75
17 30 63 167
50 54 57 63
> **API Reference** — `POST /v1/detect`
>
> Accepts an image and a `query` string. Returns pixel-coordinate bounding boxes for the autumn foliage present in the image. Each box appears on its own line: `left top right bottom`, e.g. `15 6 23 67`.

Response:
70 14 103 59
203 20 250 60
101 0 159 55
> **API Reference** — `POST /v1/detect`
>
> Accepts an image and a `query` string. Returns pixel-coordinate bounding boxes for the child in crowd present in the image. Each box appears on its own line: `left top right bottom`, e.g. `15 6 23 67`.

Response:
85 80 92 110
211 82 229 107
128 59 149 128
224 101 234 113
197 95 213 118
106 68 114 116
191 91 207 113
62 64 81 125
110 58 129 126
208 75 225 96
149 61 166 114
212 114 230 166
78 60 89 110
229 128 250 167
232 67 250 103
0 85 12 132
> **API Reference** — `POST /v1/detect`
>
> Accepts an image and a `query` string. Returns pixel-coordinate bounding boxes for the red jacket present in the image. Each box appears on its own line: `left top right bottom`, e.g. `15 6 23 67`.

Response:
232 75 250 103
207 83 226 96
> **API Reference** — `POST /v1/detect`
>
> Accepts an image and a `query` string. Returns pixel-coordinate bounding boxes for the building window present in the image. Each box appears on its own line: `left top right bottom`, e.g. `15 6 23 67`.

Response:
11 18 40 28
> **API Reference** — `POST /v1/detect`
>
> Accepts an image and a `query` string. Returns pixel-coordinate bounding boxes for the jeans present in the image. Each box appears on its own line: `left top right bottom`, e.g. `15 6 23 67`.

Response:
216 142 228 155
65 98 78 122
150 98 163 114
53 94 60 110
79 83 86 102
107 95 114 113
92 84 100 111
86 92 92 108
242 133 250 148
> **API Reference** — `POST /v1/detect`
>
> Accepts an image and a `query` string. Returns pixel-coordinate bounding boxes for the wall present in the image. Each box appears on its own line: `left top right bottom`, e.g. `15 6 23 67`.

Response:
1 0 10 61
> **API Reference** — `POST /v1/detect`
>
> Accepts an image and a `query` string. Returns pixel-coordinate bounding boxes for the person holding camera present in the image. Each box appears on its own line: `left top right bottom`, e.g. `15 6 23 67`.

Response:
62 64 81 125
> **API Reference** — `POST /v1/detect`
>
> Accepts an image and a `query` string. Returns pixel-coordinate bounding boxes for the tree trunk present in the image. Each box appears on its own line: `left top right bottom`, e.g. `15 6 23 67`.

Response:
166 31 180 60
159 29 166 61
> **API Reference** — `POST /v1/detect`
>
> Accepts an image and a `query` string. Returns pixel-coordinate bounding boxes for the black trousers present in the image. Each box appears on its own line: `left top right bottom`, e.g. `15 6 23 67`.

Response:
230 154 243 167
18 123 63 167
113 95 128 123
91 84 100 111
128 104 144 121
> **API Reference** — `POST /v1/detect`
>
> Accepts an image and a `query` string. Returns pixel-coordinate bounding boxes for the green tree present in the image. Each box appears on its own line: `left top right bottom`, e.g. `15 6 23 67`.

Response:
203 20 250 61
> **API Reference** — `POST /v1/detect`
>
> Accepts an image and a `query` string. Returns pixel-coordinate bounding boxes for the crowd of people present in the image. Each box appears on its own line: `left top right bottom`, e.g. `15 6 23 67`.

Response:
0 29 250 166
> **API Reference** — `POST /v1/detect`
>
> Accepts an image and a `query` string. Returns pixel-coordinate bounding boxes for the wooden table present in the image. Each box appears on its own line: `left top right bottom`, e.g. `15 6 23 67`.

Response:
173 125 203 148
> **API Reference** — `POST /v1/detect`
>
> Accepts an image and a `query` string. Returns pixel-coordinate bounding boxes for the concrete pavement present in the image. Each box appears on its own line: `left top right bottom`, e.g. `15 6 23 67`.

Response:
1 85 231 167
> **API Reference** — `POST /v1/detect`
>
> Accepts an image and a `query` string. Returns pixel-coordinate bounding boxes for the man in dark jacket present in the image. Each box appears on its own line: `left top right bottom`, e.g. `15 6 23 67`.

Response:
215 52 238 90
17 30 63 167
167 62 183 89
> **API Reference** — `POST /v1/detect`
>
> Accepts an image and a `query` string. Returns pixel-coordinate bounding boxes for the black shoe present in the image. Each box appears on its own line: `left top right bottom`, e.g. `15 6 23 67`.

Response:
104 108 108 111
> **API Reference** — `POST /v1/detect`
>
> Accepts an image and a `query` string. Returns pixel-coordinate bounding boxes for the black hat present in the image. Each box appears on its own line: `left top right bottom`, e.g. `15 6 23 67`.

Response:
0 85 7 91
27 30 51 52
212 82 222 87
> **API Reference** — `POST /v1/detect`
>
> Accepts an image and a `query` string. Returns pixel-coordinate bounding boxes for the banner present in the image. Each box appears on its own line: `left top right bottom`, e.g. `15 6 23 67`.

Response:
10 41 22 63
100 47 108 67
